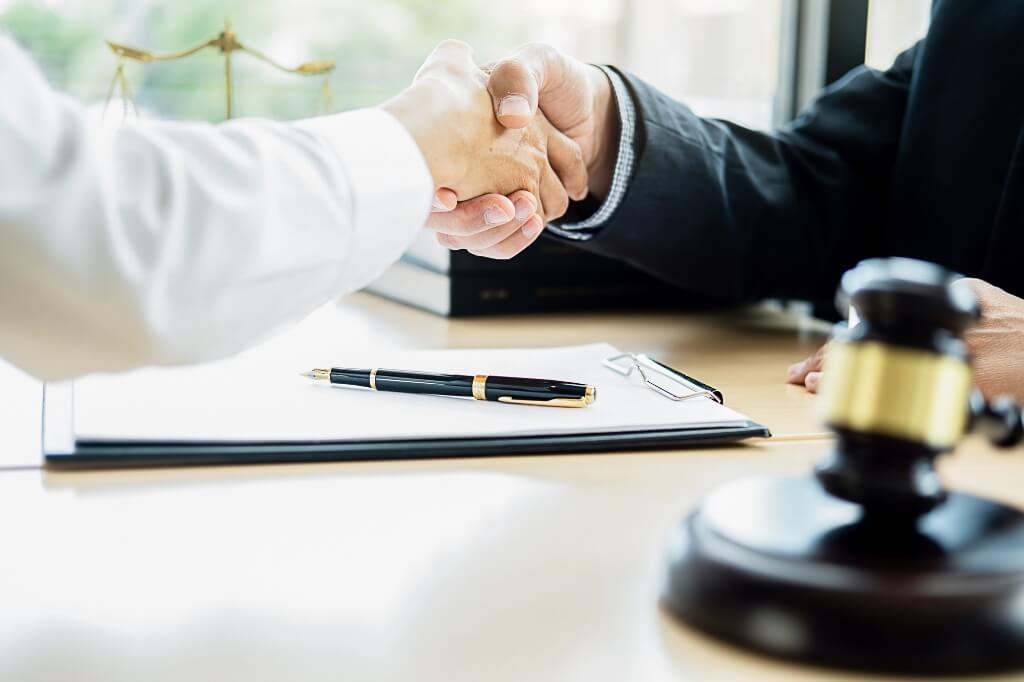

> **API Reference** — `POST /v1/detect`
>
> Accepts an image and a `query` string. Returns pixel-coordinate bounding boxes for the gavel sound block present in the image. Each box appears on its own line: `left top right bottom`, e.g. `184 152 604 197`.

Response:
662 258 1024 675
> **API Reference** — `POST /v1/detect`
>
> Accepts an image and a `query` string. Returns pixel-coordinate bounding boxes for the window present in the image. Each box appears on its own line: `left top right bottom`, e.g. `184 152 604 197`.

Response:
0 0 783 129
865 0 931 70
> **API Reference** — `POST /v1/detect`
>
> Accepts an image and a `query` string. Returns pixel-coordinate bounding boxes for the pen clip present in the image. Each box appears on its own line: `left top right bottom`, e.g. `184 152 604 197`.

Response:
497 396 591 408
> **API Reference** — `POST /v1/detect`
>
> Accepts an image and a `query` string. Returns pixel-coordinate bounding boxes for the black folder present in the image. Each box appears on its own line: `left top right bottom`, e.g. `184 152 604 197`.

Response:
41 344 770 469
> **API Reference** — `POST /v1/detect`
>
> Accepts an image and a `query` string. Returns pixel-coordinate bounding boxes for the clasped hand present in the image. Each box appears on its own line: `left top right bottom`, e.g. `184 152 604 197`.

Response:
382 40 587 255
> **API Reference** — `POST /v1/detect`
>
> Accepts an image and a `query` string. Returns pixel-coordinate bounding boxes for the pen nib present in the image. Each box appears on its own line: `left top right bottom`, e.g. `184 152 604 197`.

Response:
300 369 329 381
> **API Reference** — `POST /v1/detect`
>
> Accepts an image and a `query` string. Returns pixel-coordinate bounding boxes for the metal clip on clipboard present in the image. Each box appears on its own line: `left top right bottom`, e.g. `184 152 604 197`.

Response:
602 353 724 404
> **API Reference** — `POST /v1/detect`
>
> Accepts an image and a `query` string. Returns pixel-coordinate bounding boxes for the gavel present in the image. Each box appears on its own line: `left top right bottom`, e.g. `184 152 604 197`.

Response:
662 258 1024 675
817 258 1023 516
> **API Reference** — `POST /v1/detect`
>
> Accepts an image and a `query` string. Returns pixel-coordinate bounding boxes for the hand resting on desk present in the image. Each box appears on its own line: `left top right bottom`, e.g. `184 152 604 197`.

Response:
787 278 1024 402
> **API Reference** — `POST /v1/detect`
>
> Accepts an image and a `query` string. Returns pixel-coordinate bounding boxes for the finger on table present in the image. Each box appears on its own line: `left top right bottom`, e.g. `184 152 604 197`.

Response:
787 344 827 386
805 371 822 393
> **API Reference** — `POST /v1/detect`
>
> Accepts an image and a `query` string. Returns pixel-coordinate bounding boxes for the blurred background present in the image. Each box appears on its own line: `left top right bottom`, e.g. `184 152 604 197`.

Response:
1 0 930 129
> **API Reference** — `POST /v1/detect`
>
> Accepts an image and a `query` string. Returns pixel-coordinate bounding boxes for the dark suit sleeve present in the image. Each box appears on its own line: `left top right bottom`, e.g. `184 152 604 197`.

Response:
571 46 919 304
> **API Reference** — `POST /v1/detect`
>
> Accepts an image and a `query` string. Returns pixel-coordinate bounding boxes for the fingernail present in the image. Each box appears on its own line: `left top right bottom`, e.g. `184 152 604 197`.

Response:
498 95 530 118
522 217 543 238
431 196 448 211
787 362 804 378
805 372 821 392
484 206 511 225
514 197 535 220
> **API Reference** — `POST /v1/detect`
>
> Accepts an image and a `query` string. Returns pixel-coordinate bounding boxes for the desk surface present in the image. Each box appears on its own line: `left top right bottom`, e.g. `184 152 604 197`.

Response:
1 294 1020 682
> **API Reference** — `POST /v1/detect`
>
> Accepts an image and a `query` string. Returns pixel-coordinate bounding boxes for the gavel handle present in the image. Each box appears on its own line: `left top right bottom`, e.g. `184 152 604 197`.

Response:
970 390 1024 447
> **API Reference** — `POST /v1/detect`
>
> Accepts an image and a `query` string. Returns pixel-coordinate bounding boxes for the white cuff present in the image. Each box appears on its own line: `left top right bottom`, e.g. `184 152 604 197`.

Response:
296 108 433 292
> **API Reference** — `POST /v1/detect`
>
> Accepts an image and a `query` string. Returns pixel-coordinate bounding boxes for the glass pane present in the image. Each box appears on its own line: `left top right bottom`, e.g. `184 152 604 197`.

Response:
616 0 783 129
0 0 782 128
865 0 931 70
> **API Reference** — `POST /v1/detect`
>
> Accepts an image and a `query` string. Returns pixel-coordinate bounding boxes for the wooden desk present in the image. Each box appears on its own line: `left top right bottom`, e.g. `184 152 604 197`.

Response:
1 295 1020 681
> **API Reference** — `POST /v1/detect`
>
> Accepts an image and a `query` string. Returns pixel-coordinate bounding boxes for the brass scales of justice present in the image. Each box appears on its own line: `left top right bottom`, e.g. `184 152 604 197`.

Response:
104 18 336 120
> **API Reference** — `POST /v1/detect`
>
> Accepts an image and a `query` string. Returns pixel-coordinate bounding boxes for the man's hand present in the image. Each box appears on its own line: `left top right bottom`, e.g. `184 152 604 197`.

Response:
486 43 619 199
428 187 546 259
382 41 586 223
426 43 621 259
787 278 1024 402
787 344 826 393
960 278 1024 402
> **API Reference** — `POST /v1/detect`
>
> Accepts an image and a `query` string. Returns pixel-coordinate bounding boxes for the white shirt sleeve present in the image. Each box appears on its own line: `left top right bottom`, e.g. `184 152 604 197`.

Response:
0 37 433 380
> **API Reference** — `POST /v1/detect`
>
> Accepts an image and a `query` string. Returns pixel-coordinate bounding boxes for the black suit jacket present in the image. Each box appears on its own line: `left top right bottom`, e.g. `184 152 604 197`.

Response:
568 0 1024 306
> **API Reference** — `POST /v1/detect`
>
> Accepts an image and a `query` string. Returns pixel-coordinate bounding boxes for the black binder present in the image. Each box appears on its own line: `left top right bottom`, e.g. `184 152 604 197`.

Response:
364 233 717 317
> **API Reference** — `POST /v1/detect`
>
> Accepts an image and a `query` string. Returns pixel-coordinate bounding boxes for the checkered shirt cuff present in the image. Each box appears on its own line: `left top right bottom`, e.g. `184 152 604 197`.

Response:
546 65 637 241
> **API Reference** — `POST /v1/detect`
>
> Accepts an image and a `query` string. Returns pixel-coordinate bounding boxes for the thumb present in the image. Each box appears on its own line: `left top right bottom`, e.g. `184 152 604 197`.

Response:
487 53 544 129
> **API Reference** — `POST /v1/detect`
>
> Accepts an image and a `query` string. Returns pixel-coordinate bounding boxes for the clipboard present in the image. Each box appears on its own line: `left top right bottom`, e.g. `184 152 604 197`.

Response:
41 344 770 469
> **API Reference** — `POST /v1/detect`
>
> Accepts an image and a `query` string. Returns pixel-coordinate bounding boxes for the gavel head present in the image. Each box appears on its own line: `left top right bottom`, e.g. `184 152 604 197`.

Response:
815 258 980 518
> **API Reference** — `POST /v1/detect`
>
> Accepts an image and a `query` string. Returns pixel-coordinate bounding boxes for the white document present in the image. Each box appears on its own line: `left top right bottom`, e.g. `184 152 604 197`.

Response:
67 343 752 444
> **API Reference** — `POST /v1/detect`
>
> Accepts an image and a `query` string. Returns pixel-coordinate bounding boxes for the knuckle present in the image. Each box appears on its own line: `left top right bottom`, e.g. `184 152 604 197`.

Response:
434 222 467 238
522 171 543 196
470 223 520 252
427 209 471 236
521 41 557 61
547 190 569 219
523 42 568 74
446 202 491 235
451 217 485 236
571 142 585 166
491 58 531 89
456 229 488 251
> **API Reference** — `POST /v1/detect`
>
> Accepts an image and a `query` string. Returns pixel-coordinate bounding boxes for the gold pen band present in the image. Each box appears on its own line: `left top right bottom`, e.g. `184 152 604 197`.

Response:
472 375 488 401
369 367 378 391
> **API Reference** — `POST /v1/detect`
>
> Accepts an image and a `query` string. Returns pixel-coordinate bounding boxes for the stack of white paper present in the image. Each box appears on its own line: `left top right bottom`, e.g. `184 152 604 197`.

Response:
67 343 752 444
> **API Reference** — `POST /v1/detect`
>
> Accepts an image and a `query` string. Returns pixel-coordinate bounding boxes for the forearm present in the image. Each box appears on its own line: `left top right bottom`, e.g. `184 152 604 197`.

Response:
567 62 912 304
572 73 817 303
0 39 431 379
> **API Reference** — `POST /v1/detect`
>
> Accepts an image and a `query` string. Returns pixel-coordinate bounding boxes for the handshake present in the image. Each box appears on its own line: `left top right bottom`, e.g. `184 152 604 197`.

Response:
381 40 619 259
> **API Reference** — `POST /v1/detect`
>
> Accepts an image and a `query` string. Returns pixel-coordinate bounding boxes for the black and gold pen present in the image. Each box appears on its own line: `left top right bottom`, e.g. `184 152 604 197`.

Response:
300 367 596 408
